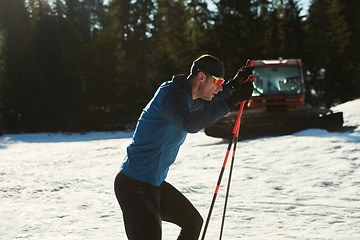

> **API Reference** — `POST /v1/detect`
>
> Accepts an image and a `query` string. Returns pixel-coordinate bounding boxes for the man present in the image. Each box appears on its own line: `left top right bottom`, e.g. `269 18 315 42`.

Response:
114 54 254 240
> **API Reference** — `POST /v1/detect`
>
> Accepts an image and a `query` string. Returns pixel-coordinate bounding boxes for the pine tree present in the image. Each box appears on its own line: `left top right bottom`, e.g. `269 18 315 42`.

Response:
26 0 81 132
304 0 350 107
187 0 213 55
251 0 272 59
340 0 360 99
153 0 193 78
282 0 304 58
0 0 32 132
214 0 254 76
107 0 144 117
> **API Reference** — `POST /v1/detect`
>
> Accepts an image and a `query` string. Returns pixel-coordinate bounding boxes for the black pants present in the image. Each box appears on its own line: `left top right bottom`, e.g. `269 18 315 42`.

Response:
114 172 203 240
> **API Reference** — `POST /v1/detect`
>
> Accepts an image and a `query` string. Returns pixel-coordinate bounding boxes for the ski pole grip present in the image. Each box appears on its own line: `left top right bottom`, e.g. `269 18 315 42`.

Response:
246 59 254 68
247 75 256 83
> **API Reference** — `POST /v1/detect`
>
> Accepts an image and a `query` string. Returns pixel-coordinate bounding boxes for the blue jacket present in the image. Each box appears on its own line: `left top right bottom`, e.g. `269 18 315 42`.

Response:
120 75 231 186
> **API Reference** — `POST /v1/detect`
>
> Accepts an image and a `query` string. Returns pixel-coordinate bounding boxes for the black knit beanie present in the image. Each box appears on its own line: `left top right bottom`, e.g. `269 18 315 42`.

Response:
189 54 224 78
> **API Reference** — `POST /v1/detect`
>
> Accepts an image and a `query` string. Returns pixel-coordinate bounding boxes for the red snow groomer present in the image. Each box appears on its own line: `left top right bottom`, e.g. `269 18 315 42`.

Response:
249 59 305 109
205 59 344 140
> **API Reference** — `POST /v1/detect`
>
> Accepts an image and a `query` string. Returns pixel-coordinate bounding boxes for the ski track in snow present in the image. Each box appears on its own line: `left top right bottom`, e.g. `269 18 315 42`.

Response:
1 99 360 239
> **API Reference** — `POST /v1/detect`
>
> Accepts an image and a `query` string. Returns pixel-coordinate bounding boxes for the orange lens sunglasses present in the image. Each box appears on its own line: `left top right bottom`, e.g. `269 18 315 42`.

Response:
198 69 225 86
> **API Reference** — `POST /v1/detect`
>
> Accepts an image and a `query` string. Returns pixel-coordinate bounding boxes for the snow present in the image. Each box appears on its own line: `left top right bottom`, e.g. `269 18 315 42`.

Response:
1 99 360 240
332 98 360 128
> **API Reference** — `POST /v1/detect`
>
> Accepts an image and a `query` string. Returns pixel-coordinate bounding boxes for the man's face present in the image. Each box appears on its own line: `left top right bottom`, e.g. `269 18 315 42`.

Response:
200 75 223 101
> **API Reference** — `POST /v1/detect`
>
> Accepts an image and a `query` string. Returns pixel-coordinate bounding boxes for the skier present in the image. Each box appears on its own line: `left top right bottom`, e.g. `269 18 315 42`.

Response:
114 54 254 240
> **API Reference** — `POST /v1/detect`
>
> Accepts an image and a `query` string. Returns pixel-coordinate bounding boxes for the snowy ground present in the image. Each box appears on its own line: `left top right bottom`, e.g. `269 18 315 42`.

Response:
1 99 360 240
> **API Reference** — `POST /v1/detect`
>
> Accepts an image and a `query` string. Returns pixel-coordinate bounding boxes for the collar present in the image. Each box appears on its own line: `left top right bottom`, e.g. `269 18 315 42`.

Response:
172 75 193 99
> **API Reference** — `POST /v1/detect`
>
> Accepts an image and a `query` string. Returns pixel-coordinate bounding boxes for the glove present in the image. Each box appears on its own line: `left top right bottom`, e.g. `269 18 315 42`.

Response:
224 81 254 109
227 60 254 92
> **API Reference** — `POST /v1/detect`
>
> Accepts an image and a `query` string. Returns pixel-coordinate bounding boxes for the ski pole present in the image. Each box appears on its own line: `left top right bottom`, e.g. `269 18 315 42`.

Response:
219 74 256 239
218 101 245 240
200 105 242 240
201 73 256 240
218 74 256 239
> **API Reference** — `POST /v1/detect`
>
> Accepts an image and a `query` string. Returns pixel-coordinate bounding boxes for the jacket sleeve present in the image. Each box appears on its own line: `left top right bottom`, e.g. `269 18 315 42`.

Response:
191 83 232 111
160 88 230 133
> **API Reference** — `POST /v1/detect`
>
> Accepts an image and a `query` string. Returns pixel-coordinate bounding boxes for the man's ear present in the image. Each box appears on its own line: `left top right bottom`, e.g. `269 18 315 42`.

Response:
197 71 207 82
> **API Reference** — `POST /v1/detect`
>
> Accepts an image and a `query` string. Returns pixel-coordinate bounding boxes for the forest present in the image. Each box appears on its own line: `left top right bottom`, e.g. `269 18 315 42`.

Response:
0 0 359 133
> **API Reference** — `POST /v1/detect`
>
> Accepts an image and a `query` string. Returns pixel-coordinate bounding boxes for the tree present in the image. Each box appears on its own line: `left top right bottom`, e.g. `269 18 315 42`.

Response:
0 0 32 132
25 0 81 132
187 0 214 55
281 0 304 58
340 0 360 99
213 0 255 77
107 0 146 117
304 0 350 107
152 0 194 80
